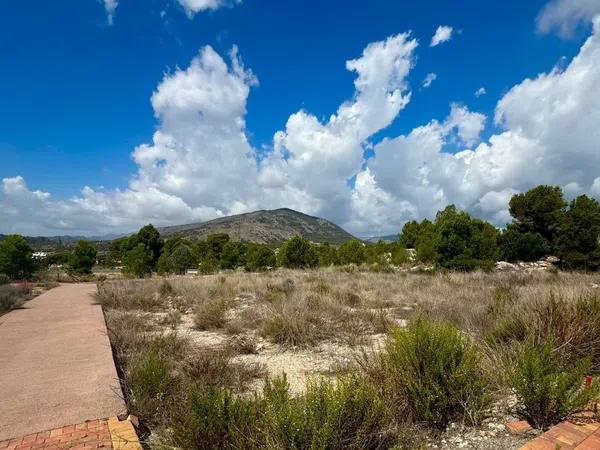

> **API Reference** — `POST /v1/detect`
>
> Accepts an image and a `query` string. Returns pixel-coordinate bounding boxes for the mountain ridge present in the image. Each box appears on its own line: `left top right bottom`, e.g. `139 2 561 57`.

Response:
158 208 355 245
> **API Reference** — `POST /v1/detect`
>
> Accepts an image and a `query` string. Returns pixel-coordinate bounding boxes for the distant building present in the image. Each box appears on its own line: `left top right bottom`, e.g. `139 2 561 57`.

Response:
32 252 48 259
186 269 199 275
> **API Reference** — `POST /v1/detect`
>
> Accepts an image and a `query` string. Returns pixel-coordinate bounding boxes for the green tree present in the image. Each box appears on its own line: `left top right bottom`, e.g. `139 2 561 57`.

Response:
557 195 600 269
498 228 549 262
220 241 247 270
314 242 339 267
136 224 164 266
0 235 34 280
277 236 319 269
168 244 197 275
244 244 276 271
67 240 97 275
338 240 367 265
123 244 153 278
415 220 437 263
206 234 230 260
399 220 421 248
509 185 566 243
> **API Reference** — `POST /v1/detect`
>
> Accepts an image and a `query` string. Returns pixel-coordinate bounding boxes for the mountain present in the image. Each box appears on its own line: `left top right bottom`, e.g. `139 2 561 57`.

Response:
158 208 356 245
0 234 120 251
363 234 399 243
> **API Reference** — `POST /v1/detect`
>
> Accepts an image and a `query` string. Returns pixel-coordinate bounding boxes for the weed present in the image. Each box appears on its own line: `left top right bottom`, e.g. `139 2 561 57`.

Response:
194 298 228 330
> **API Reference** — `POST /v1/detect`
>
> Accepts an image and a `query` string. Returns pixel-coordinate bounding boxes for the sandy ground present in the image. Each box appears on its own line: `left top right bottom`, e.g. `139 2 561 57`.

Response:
0 283 126 441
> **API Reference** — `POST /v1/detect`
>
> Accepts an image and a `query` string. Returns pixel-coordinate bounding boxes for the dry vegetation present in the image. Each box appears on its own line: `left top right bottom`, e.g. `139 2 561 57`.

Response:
97 269 600 449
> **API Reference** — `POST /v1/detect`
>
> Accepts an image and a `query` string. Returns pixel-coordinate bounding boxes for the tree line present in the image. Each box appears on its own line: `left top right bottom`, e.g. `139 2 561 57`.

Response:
1 184 599 280
399 185 600 271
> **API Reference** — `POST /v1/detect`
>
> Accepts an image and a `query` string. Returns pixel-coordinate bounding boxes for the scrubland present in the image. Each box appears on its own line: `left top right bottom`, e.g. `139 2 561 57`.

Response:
97 269 600 449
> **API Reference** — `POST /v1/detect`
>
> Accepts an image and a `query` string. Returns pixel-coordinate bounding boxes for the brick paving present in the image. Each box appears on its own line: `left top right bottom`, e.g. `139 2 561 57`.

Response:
0 418 141 450
521 420 600 449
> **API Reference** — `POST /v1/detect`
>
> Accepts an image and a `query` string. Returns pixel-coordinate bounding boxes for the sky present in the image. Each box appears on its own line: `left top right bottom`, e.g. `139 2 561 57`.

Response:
1 0 600 237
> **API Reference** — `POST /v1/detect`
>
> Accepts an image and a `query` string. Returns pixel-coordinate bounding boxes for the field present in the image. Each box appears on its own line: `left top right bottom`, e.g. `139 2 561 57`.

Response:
97 269 600 449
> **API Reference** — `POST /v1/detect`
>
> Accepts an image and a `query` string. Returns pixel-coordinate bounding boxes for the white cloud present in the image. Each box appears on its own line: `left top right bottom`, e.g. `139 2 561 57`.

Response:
0 33 418 236
352 16 600 234
422 72 437 88
430 25 453 47
103 0 118 25
176 0 241 17
537 0 600 37
475 87 486 97
4 18 600 237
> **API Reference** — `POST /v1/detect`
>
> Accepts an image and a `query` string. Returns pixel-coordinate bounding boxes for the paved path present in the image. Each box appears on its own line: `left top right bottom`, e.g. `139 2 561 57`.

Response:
0 284 126 441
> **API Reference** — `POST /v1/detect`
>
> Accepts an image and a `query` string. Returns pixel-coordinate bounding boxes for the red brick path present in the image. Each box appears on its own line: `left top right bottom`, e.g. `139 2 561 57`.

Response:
0 420 112 450
521 420 600 449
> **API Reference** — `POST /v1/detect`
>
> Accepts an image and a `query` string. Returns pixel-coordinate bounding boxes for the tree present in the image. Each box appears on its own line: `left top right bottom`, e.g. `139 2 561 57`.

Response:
67 240 97 275
498 228 549 262
206 233 230 260
168 244 197 275
220 241 247 270
314 242 340 267
415 220 437 263
122 244 153 278
157 237 189 274
277 236 319 269
338 240 367 265
399 221 421 248
434 206 499 270
136 224 164 266
509 186 566 243
0 235 34 280
244 244 276 271
557 195 600 269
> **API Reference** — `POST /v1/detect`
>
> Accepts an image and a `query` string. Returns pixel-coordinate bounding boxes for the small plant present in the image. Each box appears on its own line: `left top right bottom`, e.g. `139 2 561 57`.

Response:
374 318 489 428
0 284 26 314
510 338 599 429
158 279 174 297
129 350 175 426
193 298 228 330
227 334 259 354
0 273 10 285
160 309 182 330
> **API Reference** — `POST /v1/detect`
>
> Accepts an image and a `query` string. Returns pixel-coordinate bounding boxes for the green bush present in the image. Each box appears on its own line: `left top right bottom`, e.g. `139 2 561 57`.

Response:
169 387 263 450
129 350 176 426
376 318 489 428
301 373 393 449
277 235 319 269
67 240 97 275
511 338 599 429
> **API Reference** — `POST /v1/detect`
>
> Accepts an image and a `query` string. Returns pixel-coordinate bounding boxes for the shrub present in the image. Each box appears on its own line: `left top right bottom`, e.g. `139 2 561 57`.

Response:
244 244 276 271
277 235 319 269
122 244 153 278
0 235 34 280
375 318 489 428
67 240 97 275
0 273 9 285
511 338 599 429
168 387 263 450
129 350 176 426
0 284 26 314
193 299 228 330
301 373 393 449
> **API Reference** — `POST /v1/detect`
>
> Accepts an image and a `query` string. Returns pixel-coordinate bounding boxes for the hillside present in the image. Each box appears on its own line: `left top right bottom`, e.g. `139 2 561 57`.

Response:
158 208 355 245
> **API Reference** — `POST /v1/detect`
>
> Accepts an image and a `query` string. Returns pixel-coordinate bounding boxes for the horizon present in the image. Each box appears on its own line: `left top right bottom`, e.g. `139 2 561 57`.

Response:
2 0 600 237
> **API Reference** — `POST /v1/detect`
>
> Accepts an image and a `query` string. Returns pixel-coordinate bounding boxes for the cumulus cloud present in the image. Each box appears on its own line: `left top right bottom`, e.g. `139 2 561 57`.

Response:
430 25 453 47
352 17 600 234
537 0 600 37
475 87 486 97
0 33 418 235
422 72 437 88
176 0 241 17
103 0 118 25
3 18 600 237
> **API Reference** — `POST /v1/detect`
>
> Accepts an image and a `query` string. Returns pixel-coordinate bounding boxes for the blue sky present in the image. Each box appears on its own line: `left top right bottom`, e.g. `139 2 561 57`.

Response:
1 0 600 236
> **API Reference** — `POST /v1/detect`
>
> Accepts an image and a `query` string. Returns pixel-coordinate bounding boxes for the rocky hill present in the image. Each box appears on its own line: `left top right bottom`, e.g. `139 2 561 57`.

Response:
158 208 355 245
